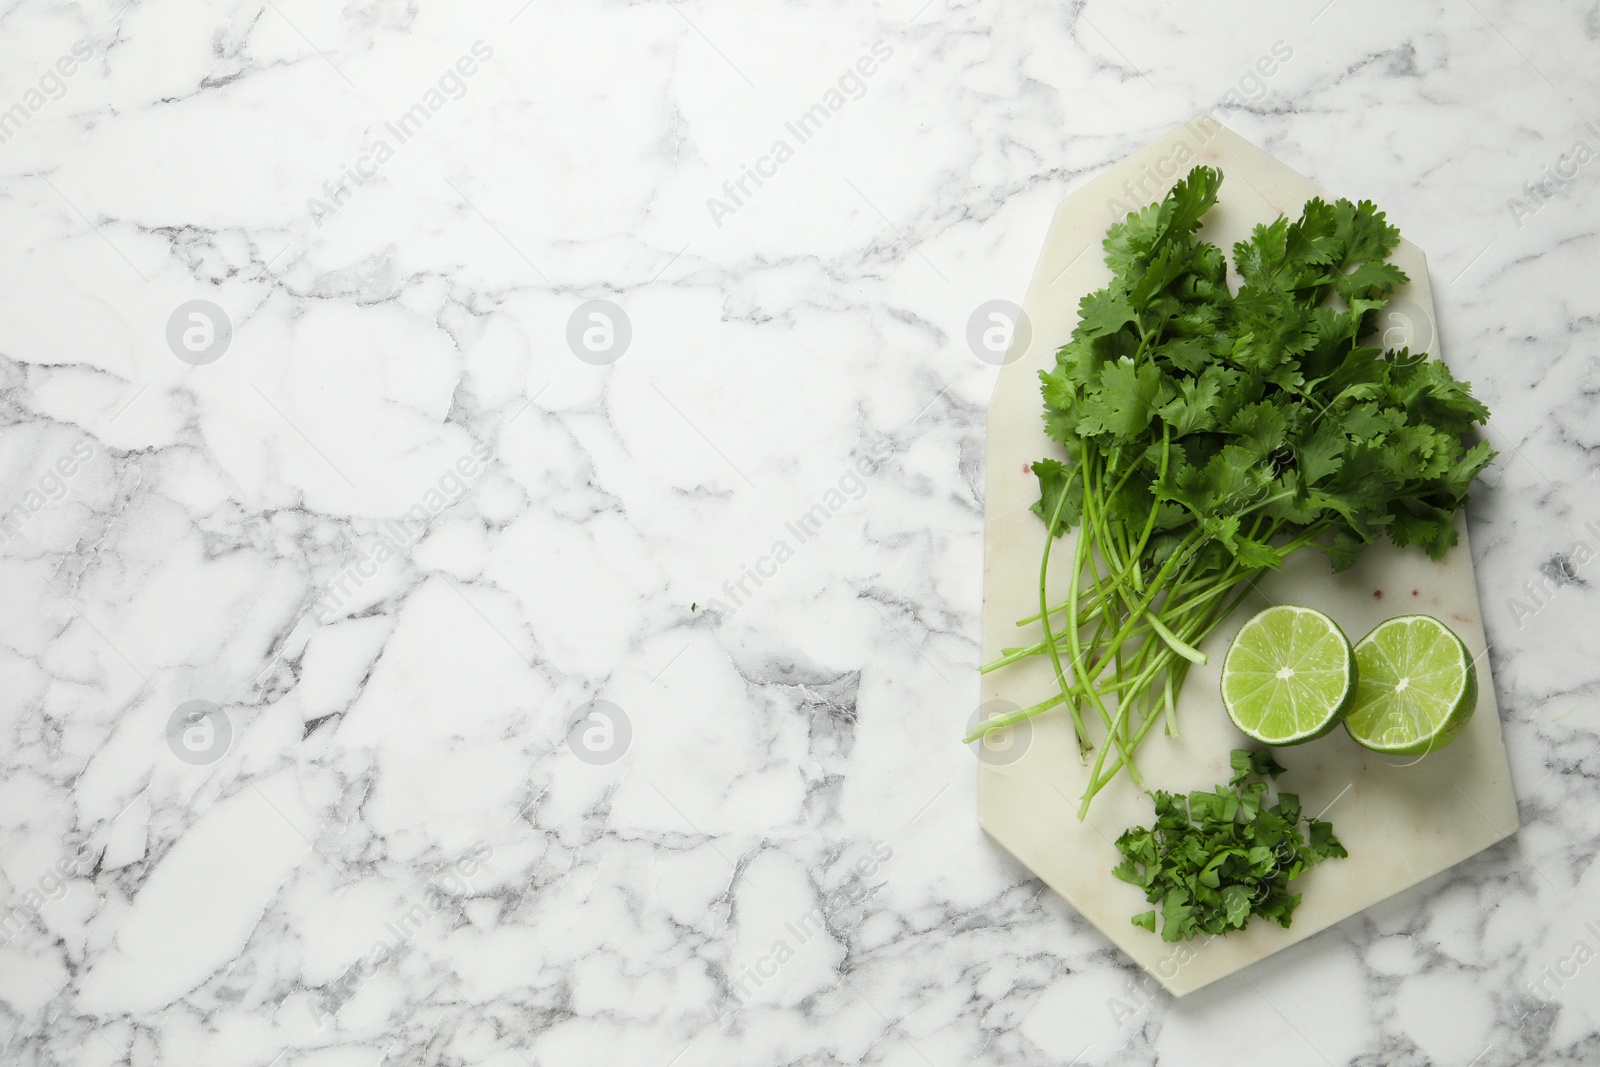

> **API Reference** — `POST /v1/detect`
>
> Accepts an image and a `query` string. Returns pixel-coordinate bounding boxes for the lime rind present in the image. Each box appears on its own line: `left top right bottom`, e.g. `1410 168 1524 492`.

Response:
1220 606 1357 746
1345 614 1478 756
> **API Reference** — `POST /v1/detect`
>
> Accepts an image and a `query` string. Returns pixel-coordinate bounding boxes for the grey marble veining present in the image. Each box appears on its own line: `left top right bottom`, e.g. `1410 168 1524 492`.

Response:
0 2 1595 1065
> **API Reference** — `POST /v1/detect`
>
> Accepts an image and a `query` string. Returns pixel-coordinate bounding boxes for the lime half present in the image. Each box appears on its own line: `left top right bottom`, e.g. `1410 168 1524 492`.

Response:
1345 614 1478 756
1221 605 1357 746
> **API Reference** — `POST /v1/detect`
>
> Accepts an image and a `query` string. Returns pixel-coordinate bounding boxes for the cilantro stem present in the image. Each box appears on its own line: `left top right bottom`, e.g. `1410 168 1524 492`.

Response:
1036 483 1089 755
960 689 1066 742
1142 613 1207 665
1066 447 1142 780
1082 579 1260 807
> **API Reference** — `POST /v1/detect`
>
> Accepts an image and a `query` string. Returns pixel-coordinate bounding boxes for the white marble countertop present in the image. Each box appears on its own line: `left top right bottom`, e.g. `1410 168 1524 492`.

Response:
0 2 1595 1065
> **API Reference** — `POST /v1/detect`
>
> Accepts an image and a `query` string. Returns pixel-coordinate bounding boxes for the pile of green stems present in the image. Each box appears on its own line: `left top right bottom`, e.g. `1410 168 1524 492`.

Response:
972 440 1331 818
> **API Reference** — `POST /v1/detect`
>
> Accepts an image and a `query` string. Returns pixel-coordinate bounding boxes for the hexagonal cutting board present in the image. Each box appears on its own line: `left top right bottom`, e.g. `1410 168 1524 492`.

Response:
978 120 1517 996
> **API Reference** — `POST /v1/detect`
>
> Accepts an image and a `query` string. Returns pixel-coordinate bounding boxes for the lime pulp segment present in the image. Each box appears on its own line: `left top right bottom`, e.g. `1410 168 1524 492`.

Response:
1220 605 1356 746
1345 614 1478 756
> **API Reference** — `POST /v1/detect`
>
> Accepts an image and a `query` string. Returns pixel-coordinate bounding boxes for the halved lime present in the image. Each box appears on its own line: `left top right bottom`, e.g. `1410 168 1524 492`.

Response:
1345 614 1478 756
1221 605 1357 746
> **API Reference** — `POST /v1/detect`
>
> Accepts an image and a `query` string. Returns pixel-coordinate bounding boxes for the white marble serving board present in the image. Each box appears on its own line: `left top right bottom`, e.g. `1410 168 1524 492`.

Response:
978 120 1518 996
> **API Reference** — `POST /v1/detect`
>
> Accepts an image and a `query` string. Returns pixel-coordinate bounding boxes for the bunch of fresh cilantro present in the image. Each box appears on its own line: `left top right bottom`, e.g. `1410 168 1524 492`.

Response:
967 165 1494 816
1114 750 1347 941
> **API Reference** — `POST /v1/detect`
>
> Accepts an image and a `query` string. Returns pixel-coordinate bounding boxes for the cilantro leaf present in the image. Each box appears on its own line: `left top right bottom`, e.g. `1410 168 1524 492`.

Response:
1222 884 1252 928
1078 290 1138 338
1077 358 1164 438
1028 458 1082 535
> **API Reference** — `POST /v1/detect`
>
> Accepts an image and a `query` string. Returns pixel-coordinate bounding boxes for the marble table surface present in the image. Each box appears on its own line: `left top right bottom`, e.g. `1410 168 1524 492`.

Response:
0 2 1595 1065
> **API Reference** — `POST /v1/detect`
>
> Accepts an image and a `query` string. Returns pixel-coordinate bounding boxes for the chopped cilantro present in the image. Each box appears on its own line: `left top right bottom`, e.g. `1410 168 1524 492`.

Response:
1114 749 1348 941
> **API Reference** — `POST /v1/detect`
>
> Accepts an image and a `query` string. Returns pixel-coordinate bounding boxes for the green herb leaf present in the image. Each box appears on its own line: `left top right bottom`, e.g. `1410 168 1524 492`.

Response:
1222 884 1252 928
1028 458 1083 535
